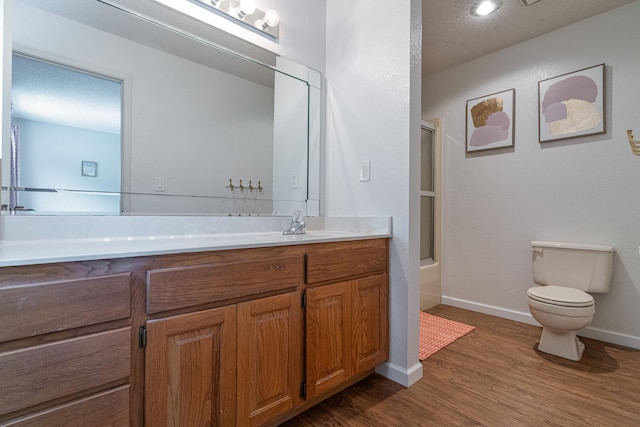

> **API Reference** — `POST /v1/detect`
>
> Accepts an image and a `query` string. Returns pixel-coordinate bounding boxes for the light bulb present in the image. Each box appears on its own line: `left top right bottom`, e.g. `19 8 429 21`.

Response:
239 0 256 16
263 9 279 27
256 9 280 30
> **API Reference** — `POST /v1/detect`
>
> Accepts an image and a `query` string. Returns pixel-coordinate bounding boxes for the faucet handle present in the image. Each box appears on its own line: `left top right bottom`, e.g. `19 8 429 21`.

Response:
292 210 304 223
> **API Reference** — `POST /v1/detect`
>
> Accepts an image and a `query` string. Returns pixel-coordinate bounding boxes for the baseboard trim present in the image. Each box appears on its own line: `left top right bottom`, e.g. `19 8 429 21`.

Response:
375 361 423 387
442 296 640 350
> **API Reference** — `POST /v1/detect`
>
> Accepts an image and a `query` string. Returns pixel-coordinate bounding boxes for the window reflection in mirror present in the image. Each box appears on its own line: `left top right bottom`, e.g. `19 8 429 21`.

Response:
10 53 122 214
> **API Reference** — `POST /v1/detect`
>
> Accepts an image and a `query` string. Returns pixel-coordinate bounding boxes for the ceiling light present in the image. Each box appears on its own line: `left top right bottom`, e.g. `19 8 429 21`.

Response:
471 1 502 17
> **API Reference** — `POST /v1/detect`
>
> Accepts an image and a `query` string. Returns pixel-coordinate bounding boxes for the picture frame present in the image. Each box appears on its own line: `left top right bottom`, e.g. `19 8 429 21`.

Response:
538 64 605 143
465 89 515 153
81 160 98 177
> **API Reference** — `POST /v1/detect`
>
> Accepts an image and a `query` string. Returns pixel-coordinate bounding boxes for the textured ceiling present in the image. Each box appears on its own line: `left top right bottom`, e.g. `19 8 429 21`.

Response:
12 54 122 134
422 0 637 76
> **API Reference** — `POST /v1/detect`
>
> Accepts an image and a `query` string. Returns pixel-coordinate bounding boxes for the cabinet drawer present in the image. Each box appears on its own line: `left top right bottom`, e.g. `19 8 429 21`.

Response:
0 273 131 343
146 256 302 313
0 327 131 417
1 385 129 427
306 241 388 284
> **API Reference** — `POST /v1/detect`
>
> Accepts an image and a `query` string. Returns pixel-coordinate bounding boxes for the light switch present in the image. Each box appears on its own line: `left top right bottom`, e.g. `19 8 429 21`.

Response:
360 160 371 182
155 176 165 192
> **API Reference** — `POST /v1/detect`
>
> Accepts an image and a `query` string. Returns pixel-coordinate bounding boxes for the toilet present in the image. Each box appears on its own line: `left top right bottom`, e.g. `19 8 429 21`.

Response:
527 240 615 361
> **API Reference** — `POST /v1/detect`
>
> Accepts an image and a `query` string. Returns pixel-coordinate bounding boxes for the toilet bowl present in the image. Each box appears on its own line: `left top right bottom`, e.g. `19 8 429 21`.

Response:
527 241 614 361
527 285 594 361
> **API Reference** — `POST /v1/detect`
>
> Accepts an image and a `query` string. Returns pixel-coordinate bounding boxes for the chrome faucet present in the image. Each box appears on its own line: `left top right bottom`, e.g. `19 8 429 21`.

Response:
283 210 306 235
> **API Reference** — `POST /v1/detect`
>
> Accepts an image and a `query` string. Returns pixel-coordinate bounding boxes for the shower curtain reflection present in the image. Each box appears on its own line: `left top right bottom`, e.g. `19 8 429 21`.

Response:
9 124 20 211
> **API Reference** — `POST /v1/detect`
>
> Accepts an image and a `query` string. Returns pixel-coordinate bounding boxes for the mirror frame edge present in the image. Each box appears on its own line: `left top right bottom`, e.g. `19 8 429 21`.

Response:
0 0 12 206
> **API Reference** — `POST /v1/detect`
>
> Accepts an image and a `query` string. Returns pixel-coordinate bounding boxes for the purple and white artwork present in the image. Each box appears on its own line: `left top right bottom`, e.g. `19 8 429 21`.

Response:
538 64 605 143
466 89 515 153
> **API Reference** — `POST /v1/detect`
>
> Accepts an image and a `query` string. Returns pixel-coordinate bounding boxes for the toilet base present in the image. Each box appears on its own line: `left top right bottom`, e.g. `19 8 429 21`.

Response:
537 328 585 361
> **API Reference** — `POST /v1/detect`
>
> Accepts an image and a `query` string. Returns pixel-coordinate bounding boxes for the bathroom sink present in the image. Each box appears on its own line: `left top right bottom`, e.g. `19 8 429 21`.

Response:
257 230 356 240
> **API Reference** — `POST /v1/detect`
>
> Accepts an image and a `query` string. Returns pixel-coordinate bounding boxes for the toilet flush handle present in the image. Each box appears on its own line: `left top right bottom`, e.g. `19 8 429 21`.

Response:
532 247 544 255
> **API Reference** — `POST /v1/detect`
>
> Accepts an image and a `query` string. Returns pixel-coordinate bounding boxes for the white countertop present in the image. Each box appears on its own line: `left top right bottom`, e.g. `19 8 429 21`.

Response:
0 216 392 267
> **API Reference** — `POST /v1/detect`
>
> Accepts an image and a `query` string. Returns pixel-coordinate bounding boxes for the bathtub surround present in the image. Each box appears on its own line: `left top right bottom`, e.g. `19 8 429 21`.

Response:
423 1 640 350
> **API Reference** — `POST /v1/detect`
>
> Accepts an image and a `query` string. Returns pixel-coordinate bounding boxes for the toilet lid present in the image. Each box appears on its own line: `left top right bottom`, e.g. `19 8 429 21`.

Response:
527 285 594 307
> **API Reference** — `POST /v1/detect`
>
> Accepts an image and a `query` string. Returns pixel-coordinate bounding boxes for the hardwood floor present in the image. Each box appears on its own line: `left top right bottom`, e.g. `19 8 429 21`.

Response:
281 305 640 426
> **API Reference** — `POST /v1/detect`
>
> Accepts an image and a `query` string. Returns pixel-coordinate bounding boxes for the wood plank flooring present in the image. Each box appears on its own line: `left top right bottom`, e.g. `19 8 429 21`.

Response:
280 305 640 426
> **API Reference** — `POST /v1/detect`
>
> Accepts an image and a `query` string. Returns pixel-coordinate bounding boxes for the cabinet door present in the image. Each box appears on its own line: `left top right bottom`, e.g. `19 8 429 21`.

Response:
306 281 352 399
145 305 237 427
237 292 302 427
352 274 389 374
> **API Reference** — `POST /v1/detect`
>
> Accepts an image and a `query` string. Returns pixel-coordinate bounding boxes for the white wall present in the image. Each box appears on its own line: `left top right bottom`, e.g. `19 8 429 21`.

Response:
325 0 423 386
423 2 640 348
14 118 121 214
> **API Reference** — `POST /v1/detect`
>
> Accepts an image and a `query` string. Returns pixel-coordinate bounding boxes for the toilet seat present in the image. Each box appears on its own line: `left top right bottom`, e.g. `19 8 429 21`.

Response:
527 285 594 308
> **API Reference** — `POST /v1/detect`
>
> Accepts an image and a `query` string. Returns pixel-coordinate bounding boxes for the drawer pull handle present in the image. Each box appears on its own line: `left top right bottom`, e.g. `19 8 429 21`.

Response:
274 264 287 271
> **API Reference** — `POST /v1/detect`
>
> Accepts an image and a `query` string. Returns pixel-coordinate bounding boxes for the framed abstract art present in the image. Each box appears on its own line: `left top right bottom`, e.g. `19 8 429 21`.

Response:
465 89 515 153
538 64 605 143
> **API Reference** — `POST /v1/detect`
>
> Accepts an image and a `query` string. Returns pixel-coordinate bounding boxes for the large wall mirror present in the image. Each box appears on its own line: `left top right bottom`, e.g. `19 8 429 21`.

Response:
1 0 321 217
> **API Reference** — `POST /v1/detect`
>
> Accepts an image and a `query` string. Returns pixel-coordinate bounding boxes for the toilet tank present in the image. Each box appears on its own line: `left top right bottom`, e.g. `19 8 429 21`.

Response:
532 241 615 293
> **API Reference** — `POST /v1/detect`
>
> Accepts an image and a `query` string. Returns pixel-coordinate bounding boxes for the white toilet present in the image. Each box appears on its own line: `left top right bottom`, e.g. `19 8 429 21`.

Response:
527 240 615 361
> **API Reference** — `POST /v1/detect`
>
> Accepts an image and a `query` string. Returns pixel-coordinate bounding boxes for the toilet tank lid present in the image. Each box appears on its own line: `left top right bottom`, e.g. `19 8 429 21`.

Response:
531 241 615 252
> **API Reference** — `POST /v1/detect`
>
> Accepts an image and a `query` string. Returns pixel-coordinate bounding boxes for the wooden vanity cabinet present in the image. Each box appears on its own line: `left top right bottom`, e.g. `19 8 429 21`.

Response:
0 237 389 427
0 269 132 426
304 239 389 402
144 292 303 427
143 253 304 427
237 292 302 427
142 239 388 427
144 305 237 426
351 274 389 374
305 280 353 397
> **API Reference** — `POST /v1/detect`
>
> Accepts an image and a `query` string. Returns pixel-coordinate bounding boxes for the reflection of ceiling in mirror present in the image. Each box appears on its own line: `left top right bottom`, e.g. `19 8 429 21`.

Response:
12 54 122 134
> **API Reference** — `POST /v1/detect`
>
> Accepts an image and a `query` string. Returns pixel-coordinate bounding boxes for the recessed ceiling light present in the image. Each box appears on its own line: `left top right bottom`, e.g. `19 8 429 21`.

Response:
471 0 502 17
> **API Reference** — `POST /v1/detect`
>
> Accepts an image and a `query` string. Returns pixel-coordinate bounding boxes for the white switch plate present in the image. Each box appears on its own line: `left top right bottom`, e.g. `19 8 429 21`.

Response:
291 172 298 189
360 160 371 182
155 176 165 192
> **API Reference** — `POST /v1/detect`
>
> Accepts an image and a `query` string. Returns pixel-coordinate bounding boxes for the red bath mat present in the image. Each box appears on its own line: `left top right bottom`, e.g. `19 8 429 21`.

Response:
419 312 475 360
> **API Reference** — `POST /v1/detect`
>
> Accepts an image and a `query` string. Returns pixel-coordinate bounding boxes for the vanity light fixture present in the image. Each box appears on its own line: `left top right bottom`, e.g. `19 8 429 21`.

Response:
471 0 502 17
192 0 280 39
